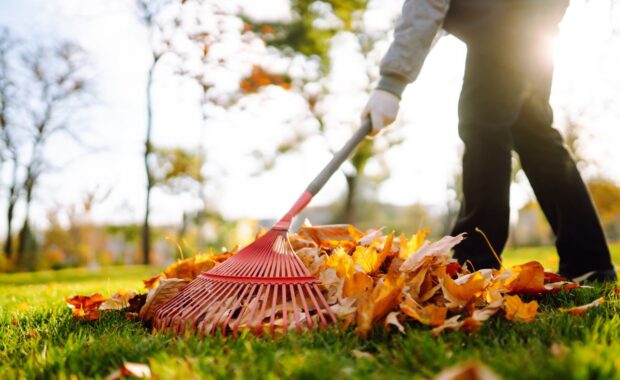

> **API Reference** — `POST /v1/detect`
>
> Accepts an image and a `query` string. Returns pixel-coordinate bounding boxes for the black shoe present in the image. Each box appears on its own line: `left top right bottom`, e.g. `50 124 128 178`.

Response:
559 269 618 283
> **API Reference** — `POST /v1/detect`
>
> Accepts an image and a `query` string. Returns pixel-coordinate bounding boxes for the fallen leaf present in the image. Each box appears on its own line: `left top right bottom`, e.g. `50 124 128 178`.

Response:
505 261 546 294
352 349 375 360
503 294 539 322
384 311 405 333
550 343 568 357
431 315 463 336
398 229 430 260
434 361 501 380
100 290 137 311
400 233 465 273
400 295 447 327
343 271 374 298
139 279 190 322
104 362 151 380
65 293 106 321
560 297 605 315
441 270 491 308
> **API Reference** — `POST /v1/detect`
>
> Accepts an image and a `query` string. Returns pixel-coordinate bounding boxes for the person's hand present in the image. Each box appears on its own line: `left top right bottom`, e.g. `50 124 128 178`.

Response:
361 89 400 136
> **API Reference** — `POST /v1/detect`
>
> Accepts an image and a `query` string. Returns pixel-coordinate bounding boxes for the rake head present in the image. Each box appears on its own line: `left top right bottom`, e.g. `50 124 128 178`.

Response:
152 225 337 337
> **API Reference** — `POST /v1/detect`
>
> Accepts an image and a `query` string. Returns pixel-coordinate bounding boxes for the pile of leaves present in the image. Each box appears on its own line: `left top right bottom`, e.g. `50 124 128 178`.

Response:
66 224 604 336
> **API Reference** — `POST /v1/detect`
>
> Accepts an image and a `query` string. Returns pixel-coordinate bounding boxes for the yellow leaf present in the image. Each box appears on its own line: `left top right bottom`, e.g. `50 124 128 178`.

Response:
503 294 539 322
398 229 429 260
323 247 354 278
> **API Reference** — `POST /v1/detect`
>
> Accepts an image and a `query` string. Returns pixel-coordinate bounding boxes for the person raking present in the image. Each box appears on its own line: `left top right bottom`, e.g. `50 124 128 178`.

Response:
361 0 617 282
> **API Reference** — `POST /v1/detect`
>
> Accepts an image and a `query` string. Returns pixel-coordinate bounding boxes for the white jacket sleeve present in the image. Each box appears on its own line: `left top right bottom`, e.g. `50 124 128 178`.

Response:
377 0 451 98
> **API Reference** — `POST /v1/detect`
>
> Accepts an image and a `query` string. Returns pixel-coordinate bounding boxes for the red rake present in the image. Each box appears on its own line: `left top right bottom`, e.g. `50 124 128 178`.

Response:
152 120 373 337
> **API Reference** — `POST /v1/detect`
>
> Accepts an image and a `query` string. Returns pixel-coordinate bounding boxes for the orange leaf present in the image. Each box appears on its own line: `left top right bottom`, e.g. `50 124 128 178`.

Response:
65 293 106 320
434 362 501 380
400 295 447 327
503 294 539 322
441 270 491 308
343 271 374 298
505 261 546 294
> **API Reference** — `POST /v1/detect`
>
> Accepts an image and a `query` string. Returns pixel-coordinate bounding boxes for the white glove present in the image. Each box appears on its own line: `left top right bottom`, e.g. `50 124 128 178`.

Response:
361 89 400 136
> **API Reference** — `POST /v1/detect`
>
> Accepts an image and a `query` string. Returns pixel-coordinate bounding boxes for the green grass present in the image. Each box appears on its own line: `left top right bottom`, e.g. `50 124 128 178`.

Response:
1 248 619 380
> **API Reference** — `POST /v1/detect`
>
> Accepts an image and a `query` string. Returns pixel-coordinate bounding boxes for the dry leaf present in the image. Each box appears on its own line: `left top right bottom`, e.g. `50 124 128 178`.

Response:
400 295 447 327
352 349 375 361
434 361 501 380
104 362 151 380
503 295 539 322
400 233 465 273
441 270 491 308
100 290 137 311
505 261 546 294
550 343 568 357
560 297 604 315
65 293 106 321
398 229 429 260
384 311 405 333
139 279 190 322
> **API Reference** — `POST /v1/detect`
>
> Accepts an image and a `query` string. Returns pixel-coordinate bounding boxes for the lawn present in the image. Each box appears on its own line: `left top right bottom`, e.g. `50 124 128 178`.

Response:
1 245 619 380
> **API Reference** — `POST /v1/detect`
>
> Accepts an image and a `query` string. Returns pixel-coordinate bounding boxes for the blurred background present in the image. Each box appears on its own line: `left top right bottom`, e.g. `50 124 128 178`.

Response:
0 0 619 272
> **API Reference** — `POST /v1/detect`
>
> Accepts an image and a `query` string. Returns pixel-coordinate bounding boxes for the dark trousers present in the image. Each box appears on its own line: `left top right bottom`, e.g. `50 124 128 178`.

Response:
446 2 614 276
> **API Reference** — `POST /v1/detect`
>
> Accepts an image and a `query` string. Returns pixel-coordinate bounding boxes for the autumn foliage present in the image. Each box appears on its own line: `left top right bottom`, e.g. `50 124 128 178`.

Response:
239 66 292 94
66 223 604 336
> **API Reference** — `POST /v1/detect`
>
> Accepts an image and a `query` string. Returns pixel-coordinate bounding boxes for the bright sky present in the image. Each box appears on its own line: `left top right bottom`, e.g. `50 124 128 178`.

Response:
0 0 619 234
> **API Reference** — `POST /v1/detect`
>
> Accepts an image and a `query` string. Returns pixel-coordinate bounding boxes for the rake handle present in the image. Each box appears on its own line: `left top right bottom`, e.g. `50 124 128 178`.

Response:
306 119 373 196
274 119 372 229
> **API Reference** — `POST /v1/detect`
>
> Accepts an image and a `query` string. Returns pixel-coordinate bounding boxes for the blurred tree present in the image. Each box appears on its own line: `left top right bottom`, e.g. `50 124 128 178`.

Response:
0 28 20 259
12 42 89 269
170 1 293 247
135 0 177 264
237 0 403 224
151 146 205 194
588 179 620 240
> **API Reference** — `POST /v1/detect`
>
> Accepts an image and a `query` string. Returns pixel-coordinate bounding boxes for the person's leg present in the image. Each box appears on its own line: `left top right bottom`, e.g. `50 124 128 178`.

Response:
450 49 526 270
511 53 615 280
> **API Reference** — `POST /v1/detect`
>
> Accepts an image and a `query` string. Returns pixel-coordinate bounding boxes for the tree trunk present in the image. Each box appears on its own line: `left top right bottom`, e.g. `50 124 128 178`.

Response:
4 162 19 260
142 54 159 265
16 180 34 269
5 197 15 259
